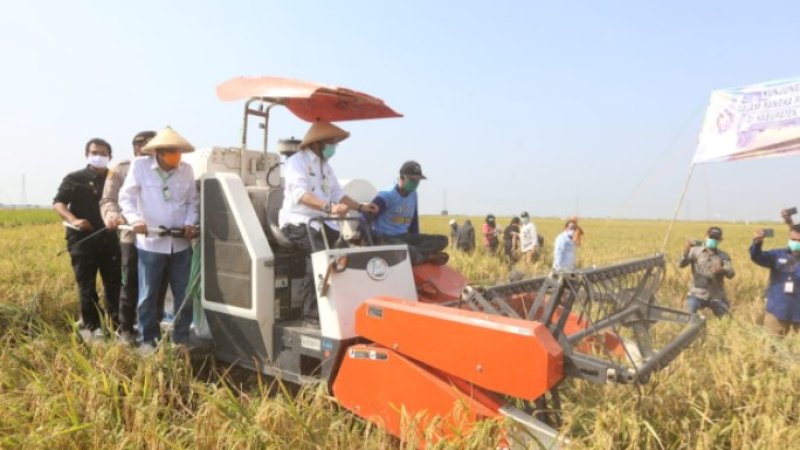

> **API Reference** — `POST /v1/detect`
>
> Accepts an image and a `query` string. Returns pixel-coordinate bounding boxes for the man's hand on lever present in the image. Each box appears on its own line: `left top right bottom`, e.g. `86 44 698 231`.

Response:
184 225 199 240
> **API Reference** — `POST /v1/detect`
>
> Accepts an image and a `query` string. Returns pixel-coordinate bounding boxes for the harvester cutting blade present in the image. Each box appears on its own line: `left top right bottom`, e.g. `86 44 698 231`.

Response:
498 405 568 450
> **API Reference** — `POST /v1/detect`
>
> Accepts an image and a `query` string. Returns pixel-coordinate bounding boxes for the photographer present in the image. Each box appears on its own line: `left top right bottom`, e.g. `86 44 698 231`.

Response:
678 226 735 317
750 225 800 335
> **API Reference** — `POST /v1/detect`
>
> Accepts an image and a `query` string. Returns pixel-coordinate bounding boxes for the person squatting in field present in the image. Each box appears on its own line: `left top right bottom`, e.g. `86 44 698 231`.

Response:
750 224 800 335
119 127 199 353
369 160 449 266
679 226 735 317
53 138 121 341
100 130 169 346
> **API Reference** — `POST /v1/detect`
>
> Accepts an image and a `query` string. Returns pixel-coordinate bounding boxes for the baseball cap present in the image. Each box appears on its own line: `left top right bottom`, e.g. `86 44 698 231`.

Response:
400 160 426 180
132 130 156 145
707 226 723 239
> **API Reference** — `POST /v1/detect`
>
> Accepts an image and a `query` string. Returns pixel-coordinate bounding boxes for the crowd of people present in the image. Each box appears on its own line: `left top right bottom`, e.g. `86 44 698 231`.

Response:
447 210 800 337
673 210 800 336
279 121 449 320
55 127 199 354
449 213 580 270
55 121 453 347
53 121 800 352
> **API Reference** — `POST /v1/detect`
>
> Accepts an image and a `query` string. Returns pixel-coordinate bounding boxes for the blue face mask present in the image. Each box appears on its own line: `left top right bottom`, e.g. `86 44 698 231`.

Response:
705 238 720 249
402 178 419 193
322 143 337 160
788 240 800 253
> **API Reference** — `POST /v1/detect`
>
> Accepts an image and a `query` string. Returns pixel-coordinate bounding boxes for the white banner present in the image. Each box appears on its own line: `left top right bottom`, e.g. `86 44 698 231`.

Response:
693 77 800 164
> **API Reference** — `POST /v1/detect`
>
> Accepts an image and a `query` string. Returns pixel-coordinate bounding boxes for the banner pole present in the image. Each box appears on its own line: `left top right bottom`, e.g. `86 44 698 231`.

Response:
661 164 696 254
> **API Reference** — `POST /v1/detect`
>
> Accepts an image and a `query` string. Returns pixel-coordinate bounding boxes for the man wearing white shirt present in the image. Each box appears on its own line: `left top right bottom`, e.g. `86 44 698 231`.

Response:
119 127 199 350
279 121 378 319
519 211 539 264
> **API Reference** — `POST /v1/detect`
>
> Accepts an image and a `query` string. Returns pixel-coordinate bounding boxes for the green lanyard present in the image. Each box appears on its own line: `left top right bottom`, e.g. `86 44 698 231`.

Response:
320 159 331 196
155 167 175 201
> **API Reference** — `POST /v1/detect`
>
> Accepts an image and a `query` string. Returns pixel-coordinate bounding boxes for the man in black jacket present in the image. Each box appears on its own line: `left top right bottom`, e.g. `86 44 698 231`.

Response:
53 138 121 340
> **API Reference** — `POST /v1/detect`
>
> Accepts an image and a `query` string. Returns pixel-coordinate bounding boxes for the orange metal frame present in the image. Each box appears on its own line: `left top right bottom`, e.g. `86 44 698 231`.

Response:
353 297 563 400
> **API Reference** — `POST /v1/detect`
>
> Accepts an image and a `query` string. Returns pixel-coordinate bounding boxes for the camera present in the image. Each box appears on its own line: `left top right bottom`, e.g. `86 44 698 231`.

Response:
763 228 774 238
785 207 798 216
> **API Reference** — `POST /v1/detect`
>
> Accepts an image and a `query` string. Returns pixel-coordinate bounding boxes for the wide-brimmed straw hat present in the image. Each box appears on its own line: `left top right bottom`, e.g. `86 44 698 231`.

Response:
299 121 350 149
141 126 195 154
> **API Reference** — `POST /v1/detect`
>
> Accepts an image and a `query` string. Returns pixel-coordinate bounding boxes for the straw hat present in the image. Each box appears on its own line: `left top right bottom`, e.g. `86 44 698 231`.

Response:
299 121 350 149
141 126 195 154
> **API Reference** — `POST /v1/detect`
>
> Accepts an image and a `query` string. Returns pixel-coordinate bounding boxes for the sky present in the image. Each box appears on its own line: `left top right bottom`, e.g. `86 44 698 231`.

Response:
1 0 799 221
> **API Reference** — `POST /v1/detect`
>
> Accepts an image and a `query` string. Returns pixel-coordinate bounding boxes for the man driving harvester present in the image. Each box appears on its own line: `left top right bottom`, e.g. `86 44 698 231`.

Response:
278 121 379 320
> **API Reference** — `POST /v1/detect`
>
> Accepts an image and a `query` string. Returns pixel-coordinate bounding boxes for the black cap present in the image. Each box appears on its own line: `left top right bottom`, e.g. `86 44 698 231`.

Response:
707 226 723 239
132 130 157 145
400 160 426 180
520 211 529 218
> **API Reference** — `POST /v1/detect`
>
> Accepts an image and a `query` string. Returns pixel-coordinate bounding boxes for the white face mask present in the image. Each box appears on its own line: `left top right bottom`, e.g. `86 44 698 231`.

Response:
87 154 110 169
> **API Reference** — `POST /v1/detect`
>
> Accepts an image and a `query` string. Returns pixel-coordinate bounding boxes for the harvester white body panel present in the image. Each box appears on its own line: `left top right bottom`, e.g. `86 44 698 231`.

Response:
200 172 276 358
311 245 417 340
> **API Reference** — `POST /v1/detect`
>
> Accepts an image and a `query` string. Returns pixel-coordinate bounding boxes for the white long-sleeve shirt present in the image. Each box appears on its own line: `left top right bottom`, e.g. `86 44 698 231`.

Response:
119 156 199 254
520 222 538 252
278 149 345 230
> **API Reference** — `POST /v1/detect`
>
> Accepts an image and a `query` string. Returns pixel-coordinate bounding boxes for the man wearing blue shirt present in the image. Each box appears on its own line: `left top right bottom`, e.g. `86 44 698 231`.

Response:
370 161 448 265
553 220 579 271
750 224 800 335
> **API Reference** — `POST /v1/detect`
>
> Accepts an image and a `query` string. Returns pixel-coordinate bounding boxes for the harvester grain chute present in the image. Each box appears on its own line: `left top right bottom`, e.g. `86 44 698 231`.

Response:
186 75 706 448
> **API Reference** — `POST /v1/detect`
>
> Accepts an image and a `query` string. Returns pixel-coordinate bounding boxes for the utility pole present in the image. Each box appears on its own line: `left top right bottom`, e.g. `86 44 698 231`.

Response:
20 174 27 206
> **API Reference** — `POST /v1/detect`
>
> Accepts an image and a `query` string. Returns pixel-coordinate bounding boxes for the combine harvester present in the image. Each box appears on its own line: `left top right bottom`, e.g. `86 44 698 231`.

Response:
186 76 705 448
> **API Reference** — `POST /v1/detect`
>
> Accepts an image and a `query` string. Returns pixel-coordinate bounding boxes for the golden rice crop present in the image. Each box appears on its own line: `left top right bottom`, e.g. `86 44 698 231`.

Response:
1 210 798 449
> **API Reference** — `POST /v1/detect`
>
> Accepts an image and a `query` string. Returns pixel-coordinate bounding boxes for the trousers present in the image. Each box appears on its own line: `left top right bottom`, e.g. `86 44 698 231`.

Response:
282 223 340 319
69 245 121 330
137 247 193 343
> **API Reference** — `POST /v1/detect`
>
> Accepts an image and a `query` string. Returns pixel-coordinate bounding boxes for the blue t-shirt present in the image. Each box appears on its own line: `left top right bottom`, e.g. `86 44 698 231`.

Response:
371 185 419 236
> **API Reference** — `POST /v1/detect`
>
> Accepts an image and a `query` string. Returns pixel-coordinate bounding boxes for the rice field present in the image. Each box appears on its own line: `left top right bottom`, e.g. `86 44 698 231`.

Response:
1 209 799 449
0 208 59 227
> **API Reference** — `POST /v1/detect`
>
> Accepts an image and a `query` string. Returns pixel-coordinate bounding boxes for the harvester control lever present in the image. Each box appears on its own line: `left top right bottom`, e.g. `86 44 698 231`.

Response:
57 222 109 256
307 216 374 251
118 224 200 238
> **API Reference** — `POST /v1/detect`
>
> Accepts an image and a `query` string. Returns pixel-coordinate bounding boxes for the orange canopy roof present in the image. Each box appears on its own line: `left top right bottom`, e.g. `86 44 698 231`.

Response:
216 76 403 122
